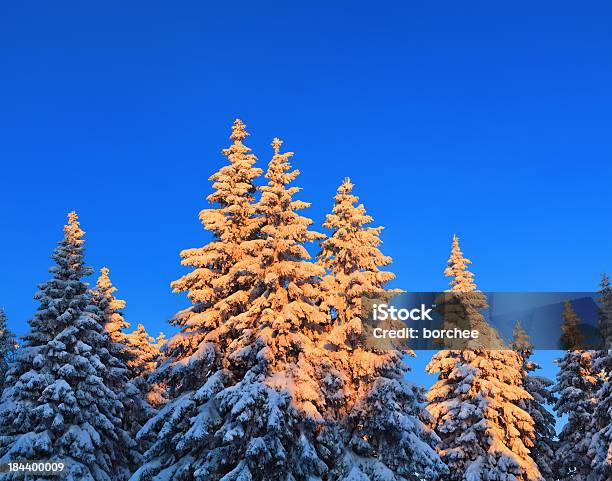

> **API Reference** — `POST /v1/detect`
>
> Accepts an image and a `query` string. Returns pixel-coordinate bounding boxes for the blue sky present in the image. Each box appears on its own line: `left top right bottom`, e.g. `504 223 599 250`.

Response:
1 2 611 392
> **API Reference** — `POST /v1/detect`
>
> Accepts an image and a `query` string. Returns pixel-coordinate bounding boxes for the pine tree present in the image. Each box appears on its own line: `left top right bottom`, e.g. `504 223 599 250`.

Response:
426 236 542 481
553 349 600 480
92 268 133 390
191 137 330 481
317 178 446 480
444 235 477 292
437 235 504 349
586 274 612 481
92 268 154 458
93 268 132 365
134 124 336 481
559 300 586 350
0 212 133 481
511 321 557 481
156 118 263 393
317 177 394 327
0 309 17 393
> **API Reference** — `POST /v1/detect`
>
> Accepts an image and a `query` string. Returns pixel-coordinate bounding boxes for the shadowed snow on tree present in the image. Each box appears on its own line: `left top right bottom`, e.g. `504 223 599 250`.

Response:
426 236 542 481
0 213 135 481
553 348 600 481
586 273 612 481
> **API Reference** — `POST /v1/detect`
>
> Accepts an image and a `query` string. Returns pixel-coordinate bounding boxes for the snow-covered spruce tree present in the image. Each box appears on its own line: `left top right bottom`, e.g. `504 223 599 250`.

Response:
436 235 504 350
0 308 17 392
0 212 133 481
426 236 542 481
316 178 446 480
155 118 263 393
586 274 612 481
510 321 557 481
553 353 599 480
131 119 263 481
92 267 133 393
191 137 332 481
92 268 154 455
317 177 395 327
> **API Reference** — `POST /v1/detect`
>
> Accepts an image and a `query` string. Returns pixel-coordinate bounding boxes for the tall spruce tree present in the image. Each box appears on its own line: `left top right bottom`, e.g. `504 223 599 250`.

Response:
0 212 133 481
157 118 263 392
317 177 394 327
426 236 542 481
195 137 330 480
586 274 612 481
135 123 334 481
316 178 445 480
553 351 599 480
511 321 557 481
0 309 17 392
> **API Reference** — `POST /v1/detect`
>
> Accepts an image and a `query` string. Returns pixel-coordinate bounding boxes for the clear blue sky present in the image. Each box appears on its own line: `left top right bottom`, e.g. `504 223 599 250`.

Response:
1 2 611 393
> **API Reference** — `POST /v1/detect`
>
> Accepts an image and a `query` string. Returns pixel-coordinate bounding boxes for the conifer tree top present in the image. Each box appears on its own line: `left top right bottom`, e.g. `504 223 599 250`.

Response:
263 137 300 190
172 119 262 303
271 136 283 154
43 210 93 291
94 266 130 337
208 118 261 211
511 320 532 353
96 266 121 299
229 118 248 142
318 176 393 292
444 234 477 292
64 210 85 245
